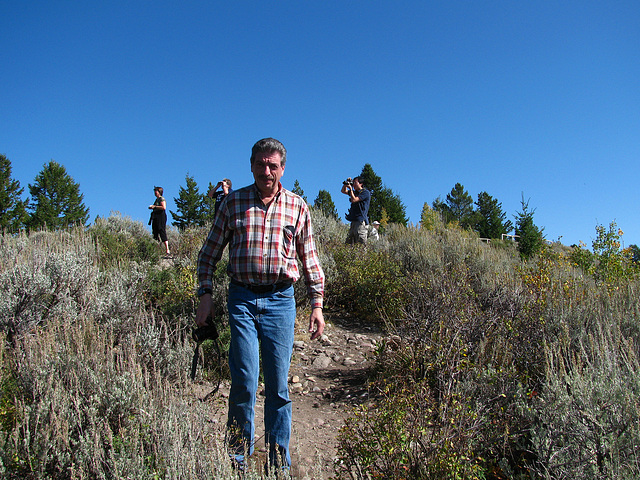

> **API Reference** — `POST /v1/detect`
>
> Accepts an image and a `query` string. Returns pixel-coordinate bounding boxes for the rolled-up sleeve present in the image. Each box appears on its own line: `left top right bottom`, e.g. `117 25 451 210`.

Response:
296 204 325 309
197 207 230 290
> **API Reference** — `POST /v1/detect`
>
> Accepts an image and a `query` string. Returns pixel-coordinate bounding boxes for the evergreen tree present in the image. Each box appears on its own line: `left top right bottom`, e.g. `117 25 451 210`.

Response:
313 189 339 220
445 183 474 228
375 186 408 225
292 180 307 203
28 160 89 230
358 164 383 197
202 181 217 225
474 191 513 239
514 195 545 259
358 164 408 225
431 196 454 225
0 154 29 233
171 174 205 230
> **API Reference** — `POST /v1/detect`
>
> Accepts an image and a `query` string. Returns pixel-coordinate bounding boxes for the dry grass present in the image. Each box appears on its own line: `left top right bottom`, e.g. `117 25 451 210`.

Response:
2 215 640 479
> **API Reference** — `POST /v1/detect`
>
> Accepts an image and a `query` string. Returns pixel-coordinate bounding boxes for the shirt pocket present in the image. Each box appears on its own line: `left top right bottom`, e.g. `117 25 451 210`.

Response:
281 225 296 259
230 218 246 248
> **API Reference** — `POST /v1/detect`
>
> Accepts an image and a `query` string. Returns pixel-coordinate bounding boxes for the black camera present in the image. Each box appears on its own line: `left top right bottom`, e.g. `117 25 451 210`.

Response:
343 177 353 186
192 316 219 343
190 315 222 385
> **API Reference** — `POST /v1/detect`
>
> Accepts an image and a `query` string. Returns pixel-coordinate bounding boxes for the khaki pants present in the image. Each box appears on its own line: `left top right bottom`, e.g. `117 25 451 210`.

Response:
346 221 368 244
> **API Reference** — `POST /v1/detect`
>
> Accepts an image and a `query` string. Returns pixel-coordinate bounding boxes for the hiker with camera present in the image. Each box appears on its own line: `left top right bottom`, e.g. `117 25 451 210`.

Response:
341 175 371 244
195 138 325 475
207 178 233 217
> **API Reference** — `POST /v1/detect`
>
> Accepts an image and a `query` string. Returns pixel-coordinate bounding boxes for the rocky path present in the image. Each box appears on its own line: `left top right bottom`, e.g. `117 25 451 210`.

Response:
200 315 383 479
287 317 382 478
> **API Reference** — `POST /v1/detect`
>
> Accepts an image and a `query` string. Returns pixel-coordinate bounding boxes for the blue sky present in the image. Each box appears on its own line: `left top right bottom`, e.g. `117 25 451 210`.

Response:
2 1 639 248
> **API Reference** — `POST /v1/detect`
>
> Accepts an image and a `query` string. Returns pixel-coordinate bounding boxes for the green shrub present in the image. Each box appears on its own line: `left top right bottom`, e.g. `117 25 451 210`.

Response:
89 212 160 267
0 314 229 479
338 223 640 479
569 222 639 289
309 208 348 248
336 383 487 480
521 324 640 479
147 259 199 318
4 216 640 479
328 244 407 323
165 225 209 263
0 230 99 339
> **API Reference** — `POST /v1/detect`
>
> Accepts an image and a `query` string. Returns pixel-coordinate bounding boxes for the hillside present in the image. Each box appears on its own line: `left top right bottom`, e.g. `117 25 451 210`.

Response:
1 212 640 479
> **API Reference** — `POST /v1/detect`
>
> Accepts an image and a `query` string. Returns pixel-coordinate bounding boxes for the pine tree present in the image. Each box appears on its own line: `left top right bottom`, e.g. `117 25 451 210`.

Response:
0 154 29 233
171 174 205 230
202 181 217 225
358 164 383 197
445 183 474 228
375 186 408 226
292 180 308 203
358 164 407 225
431 196 454 225
474 191 513 239
514 195 545 259
28 160 89 230
313 189 339 220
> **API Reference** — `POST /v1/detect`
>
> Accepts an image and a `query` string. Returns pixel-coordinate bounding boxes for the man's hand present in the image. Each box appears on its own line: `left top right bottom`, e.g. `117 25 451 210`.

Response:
195 294 214 327
207 182 223 199
308 307 325 341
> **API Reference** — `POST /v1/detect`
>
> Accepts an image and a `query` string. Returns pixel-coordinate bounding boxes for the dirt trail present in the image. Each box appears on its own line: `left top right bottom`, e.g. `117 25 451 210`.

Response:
193 315 382 479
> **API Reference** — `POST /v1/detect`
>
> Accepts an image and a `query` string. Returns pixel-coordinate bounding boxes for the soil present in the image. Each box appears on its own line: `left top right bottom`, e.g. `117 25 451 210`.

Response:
192 313 383 479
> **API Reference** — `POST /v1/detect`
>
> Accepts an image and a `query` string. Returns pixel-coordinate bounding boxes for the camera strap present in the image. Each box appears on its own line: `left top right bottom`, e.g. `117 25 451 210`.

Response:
190 344 202 381
189 332 221 381
190 319 223 401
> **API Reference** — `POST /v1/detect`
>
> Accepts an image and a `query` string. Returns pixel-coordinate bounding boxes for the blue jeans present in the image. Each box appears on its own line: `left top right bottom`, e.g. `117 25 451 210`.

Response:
226 283 296 467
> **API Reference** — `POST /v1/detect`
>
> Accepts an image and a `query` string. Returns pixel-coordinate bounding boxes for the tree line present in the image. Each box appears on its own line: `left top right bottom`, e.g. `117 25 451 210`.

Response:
170 163 411 230
0 155 88 232
0 153 545 258
426 181 545 258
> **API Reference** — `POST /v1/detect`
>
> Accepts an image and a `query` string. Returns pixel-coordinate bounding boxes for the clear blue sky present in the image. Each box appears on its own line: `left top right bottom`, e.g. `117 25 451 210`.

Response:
2 1 639 248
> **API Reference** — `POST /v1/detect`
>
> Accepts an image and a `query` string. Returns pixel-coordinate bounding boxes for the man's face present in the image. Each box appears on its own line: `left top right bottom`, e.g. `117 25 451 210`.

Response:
353 178 362 190
251 151 285 196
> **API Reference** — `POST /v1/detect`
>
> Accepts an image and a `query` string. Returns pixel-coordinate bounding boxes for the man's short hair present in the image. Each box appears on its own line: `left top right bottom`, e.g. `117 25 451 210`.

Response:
154 186 164 195
223 178 232 188
354 176 365 187
250 138 287 166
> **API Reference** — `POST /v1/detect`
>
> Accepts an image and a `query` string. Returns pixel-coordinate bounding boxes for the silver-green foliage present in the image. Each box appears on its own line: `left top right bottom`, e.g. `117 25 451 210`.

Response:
0 220 295 479
0 230 98 337
521 324 640 479
336 223 640 479
0 314 234 479
0 228 150 339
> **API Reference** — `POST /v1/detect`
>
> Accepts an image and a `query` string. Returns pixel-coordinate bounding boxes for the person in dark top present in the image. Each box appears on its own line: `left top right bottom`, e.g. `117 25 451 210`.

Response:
149 186 170 255
341 176 371 244
208 178 233 216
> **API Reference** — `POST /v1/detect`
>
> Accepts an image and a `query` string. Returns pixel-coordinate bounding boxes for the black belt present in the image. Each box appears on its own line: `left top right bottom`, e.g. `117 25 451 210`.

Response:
230 279 292 293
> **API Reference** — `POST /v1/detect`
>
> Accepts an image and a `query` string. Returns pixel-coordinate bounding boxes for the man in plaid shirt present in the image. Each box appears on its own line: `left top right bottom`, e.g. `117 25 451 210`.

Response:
195 138 325 473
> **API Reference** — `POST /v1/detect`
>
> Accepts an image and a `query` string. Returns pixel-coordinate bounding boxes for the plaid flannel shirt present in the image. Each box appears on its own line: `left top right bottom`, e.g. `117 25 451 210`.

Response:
197 183 324 308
